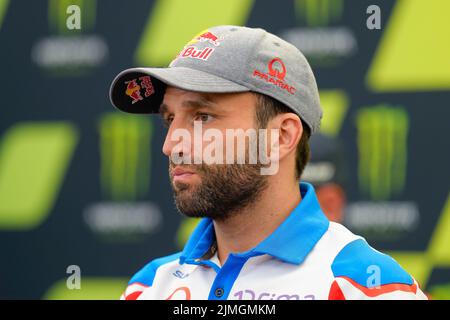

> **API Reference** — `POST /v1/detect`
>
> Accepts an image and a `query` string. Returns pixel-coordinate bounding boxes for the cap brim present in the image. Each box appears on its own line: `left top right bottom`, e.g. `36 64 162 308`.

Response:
109 67 250 114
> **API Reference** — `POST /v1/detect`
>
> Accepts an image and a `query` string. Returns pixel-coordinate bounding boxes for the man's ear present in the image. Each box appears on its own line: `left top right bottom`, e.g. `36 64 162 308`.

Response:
269 113 303 161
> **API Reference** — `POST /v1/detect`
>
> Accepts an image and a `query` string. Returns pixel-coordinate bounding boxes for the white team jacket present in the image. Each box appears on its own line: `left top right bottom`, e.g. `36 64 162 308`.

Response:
121 183 427 300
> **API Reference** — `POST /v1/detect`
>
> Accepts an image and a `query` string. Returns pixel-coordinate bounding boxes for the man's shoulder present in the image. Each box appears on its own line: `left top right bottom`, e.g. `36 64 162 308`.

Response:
129 252 182 286
331 236 413 286
324 223 426 299
319 222 409 280
121 252 182 300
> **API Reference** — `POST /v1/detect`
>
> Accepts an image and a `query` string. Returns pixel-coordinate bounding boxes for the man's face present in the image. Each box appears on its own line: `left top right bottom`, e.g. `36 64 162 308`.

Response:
160 86 269 220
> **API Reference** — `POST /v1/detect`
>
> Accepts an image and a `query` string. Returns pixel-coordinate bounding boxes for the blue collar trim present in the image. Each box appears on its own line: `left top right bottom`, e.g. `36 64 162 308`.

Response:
180 182 330 265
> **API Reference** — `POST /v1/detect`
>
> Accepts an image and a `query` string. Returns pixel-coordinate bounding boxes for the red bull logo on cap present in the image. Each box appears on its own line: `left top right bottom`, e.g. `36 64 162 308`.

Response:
187 29 222 47
178 46 214 61
125 79 142 104
169 29 222 66
124 76 155 104
195 31 221 46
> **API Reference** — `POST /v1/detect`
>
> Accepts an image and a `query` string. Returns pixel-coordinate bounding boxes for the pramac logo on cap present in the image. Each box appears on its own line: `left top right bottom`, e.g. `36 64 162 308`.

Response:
253 57 296 95
124 76 155 104
268 58 287 80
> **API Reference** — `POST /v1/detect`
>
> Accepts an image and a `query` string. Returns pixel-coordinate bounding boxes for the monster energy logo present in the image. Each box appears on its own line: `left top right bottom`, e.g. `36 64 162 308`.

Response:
295 0 343 26
48 0 96 34
99 113 152 201
356 105 409 201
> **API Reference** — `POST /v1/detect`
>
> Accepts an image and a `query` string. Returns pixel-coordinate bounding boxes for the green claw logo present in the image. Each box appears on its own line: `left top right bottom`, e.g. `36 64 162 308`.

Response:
98 113 153 201
294 0 344 27
356 105 409 201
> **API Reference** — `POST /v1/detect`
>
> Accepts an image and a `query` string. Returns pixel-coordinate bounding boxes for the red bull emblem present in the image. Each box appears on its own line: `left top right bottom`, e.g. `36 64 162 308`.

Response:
180 46 214 60
195 31 221 46
125 79 142 104
171 46 215 63
170 30 222 65
253 58 296 95
124 76 155 104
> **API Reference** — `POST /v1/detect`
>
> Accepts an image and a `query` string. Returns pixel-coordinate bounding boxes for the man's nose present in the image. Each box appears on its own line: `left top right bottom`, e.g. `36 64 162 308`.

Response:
162 118 192 159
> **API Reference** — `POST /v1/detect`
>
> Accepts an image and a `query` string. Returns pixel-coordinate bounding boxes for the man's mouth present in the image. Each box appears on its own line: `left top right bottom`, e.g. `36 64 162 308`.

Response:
171 166 197 183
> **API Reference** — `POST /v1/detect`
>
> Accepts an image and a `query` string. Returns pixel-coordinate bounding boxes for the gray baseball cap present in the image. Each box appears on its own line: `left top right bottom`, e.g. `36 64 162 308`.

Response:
109 25 322 133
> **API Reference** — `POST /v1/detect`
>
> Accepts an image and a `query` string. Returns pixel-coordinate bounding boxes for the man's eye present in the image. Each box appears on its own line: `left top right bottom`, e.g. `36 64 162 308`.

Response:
163 116 173 127
194 113 214 123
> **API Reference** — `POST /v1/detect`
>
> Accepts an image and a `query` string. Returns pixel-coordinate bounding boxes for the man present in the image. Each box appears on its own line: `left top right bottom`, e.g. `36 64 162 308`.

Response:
109 25 427 300
176 133 347 250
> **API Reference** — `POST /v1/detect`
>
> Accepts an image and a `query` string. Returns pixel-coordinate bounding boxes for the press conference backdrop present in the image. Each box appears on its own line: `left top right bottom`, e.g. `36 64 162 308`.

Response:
0 0 449 299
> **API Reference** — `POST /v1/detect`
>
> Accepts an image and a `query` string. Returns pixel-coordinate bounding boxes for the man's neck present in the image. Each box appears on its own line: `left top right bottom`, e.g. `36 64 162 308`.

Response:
213 180 302 266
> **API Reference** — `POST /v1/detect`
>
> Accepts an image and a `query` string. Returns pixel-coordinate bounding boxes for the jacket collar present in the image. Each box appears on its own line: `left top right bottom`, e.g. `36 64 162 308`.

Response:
180 182 330 265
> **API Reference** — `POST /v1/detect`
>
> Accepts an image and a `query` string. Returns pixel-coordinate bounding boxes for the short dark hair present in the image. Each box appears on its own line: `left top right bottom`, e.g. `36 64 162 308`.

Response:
254 93 311 180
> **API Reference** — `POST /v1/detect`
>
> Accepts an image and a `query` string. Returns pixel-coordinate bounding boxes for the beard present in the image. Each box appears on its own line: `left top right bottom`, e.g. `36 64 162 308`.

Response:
169 162 268 221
